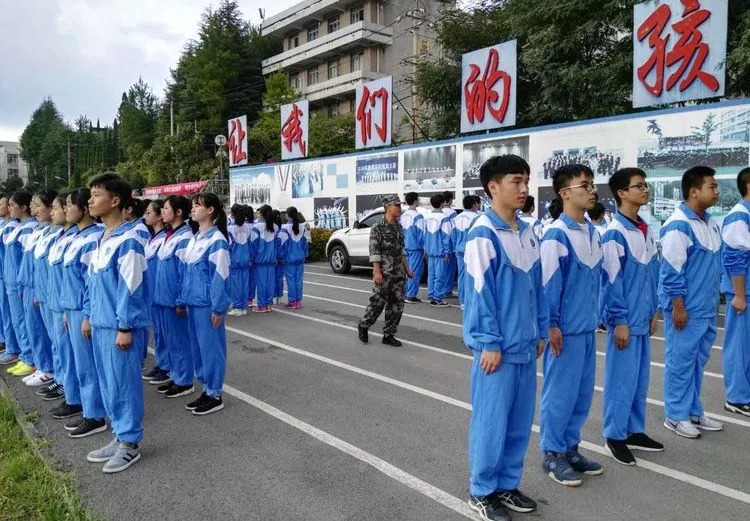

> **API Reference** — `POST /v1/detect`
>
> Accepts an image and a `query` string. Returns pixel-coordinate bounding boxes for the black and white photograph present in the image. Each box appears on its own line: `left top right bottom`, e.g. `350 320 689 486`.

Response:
230 165 273 207
537 183 615 221
463 137 530 188
355 194 387 221
403 145 456 191
313 197 349 230
540 148 623 181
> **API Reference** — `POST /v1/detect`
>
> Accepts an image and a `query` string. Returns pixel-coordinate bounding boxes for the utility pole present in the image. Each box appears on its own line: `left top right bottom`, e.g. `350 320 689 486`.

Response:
170 99 174 137
67 140 72 185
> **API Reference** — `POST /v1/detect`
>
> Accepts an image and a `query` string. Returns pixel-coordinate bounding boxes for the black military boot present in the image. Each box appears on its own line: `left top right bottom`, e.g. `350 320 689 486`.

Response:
358 324 369 344
381 335 402 347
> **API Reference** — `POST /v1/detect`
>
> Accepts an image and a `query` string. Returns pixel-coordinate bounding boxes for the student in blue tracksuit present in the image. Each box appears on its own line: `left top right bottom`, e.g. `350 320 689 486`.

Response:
253 204 280 313
519 195 543 241
182 192 230 416
143 200 168 382
400 192 425 304
424 193 453 307
0 195 21 367
600 168 664 466
56 188 107 438
227 204 252 316
153 195 197 399
659 166 724 438
721 168 750 417
0 196 8 355
85 173 150 473
441 191 458 298
245 206 257 308
273 209 285 302
5 192 38 377
464 155 548 519
19 191 56 388
39 194 77 403
123 198 150 247
452 195 481 308
279 206 310 309
540 164 603 486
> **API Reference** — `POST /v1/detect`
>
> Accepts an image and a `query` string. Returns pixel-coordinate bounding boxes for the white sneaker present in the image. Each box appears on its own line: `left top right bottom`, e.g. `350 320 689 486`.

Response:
26 372 54 387
664 418 701 438
241 309 247 316
22 370 41 384
690 415 723 431
227 309 243 316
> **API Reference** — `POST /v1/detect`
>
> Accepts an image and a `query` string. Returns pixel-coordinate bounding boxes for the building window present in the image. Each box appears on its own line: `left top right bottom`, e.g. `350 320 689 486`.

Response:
308 68 319 85
307 23 319 42
293 36 299 48
328 16 340 34
350 51 363 72
8 168 18 176
350 5 364 24
328 59 339 79
7 154 18 164
290 74 300 90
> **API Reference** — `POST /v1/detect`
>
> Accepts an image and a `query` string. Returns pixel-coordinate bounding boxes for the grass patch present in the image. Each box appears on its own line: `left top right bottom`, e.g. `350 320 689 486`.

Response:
0 392 100 521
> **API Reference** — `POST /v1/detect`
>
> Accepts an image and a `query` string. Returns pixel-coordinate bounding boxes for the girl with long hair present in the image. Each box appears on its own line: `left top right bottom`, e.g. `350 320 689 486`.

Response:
252 205 279 313
279 206 310 309
227 204 252 316
143 200 169 383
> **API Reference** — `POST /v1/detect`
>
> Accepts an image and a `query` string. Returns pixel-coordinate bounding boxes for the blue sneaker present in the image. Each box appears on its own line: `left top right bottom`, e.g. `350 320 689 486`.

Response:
0 352 18 365
543 452 583 486
567 446 603 475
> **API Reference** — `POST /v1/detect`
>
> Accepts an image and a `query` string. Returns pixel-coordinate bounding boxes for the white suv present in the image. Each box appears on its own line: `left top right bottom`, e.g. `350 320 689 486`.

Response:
325 209 384 273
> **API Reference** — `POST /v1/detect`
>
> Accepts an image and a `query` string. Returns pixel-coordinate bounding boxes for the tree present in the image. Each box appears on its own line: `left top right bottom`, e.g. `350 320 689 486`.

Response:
19 98 70 189
248 71 299 163
118 78 160 161
646 119 663 149
309 113 355 157
690 113 718 151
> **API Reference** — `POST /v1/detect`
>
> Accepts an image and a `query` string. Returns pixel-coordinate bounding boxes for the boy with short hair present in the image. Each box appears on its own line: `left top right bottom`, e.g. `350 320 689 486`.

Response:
540 164 603 486
601 168 664 465
452 195 481 308
464 155 547 521
659 166 723 438
85 173 150 473
519 194 542 240
588 202 608 238
423 193 452 307
400 192 425 304
720 167 750 417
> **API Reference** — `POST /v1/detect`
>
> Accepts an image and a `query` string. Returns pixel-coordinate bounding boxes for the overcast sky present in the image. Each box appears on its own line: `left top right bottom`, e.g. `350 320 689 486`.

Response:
0 0 297 142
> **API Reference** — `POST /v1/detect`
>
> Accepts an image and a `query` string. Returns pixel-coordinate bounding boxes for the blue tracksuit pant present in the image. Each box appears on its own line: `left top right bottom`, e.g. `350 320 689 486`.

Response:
66 309 106 420
230 267 249 309
255 264 275 307
442 254 456 296
23 292 53 373
53 310 80 404
457 253 467 305
427 256 446 302
540 332 596 453
405 250 424 298
603 333 650 440
275 263 284 298
39 303 59 377
284 262 304 302
0 289 16 354
469 352 536 496
187 305 226 398
92 327 146 444
153 305 194 387
249 266 256 303
664 317 715 420
723 298 750 404
8 289 32 364
150 305 170 370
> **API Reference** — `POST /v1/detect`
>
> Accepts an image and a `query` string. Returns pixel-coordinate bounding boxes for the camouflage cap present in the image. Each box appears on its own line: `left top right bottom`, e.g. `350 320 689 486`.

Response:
381 194 403 206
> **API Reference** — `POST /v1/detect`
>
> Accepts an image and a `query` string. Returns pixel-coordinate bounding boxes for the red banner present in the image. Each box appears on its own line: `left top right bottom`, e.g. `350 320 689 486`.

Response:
142 181 207 197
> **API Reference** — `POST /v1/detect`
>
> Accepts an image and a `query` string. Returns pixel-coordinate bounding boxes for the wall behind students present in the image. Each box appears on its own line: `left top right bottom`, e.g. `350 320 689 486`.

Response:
229 99 750 225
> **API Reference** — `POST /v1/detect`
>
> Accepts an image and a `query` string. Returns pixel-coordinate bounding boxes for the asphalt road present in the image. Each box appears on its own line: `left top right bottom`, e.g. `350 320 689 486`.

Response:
2 261 748 521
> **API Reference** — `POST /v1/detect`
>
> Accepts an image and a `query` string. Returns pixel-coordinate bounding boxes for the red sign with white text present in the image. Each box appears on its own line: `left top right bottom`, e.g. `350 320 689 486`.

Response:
142 181 207 197
355 76 392 149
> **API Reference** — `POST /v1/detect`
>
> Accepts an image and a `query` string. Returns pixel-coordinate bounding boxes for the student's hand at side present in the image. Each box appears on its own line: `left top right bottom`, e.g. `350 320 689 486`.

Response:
406 268 415 280
33 299 40 309
614 324 630 350
480 350 502 374
81 318 91 340
672 301 688 331
731 294 746 315
536 339 546 359
62 313 68 331
211 313 224 329
175 306 187 317
650 315 659 336
548 327 563 356
443 253 451 263
115 331 132 351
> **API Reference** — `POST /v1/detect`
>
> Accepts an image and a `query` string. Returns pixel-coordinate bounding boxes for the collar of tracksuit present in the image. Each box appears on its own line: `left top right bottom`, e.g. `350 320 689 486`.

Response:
483 208 529 235
679 202 713 224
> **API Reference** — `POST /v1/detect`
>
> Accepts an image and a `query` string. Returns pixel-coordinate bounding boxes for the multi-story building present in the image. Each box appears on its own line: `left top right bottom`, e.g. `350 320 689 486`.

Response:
261 0 442 140
719 108 750 143
0 141 29 185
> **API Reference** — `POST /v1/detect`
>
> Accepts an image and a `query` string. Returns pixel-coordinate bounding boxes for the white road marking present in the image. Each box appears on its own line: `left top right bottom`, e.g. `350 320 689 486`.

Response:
222 328 750 505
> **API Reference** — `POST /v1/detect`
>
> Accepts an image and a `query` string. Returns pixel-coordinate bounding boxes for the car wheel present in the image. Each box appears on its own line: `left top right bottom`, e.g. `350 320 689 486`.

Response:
329 245 351 274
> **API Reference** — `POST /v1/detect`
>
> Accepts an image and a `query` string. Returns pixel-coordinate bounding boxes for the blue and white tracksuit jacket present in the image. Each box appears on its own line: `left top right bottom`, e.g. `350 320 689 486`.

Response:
519 213 543 241
442 207 458 295
540 213 602 453
0 217 11 348
400 208 424 299
659 203 721 421
182 226 230 397
228 222 253 309
33 225 63 376
280 222 310 303
145 229 167 365
600 212 659 440
423 212 453 302
123 218 150 247
452 210 480 305
253 223 280 308
463 210 548 496
4 217 37 364
720 199 750 405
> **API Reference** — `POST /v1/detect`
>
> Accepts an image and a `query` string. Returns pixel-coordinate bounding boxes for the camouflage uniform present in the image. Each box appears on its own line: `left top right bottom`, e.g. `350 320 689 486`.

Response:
359 217 406 335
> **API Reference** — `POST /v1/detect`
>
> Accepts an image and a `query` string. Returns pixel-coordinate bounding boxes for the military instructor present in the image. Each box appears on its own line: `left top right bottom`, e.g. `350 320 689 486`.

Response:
358 195 415 347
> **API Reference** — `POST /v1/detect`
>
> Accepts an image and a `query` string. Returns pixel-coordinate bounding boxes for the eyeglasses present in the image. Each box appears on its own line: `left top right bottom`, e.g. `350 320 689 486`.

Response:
626 182 650 192
564 182 597 193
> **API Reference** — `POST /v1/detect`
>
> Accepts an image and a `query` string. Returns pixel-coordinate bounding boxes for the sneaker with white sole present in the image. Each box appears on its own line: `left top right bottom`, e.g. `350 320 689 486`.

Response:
690 415 723 431
102 443 141 473
663 418 701 438
68 418 107 439
25 372 54 387
542 452 583 486
22 370 41 384
493 489 537 513
227 308 243 316
567 446 603 475
725 402 750 417
87 438 119 463
192 395 224 415
468 494 510 521
64 417 84 431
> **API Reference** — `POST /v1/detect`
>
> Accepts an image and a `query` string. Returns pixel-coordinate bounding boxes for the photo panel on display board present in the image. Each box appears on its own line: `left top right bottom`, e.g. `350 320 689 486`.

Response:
636 106 750 179
290 161 325 199
355 154 399 194
403 145 456 192
355 194 386 222
230 166 274 207
463 136 530 188
313 197 349 230
463 189 492 213
537 183 615 221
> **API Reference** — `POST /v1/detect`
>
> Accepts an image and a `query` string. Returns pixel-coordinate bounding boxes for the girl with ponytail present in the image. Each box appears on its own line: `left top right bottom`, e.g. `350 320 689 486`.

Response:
252 204 279 312
279 206 310 309
227 204 252 316
272 209 284 302
143 200 169 383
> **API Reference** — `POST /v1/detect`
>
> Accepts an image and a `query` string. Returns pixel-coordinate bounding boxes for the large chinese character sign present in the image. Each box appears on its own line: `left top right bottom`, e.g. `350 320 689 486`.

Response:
280 100 309 160
228 115 248 167
460 40 517 134
633 0 727 108
355 76 392 150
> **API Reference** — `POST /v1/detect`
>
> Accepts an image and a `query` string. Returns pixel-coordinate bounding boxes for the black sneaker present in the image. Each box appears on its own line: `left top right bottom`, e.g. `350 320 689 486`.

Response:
468 494 509 521
157 383 172 394
185 392 210 411
36 381 59 396
192 395 224 416
41 386 66 401
605 439 636 465
50 403 83 419
142 366 160 381
165 384 196 399
358 324 369 344
64 417 84 431
625 432 665 452
494 489 537 513
431 300 449 307
381 335 402 347
404 296 422 304
149 369 171 385
725 402 750 418
68 418 107 439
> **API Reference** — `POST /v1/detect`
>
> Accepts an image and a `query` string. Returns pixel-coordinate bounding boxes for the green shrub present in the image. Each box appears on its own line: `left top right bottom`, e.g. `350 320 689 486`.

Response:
308 228 333 262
